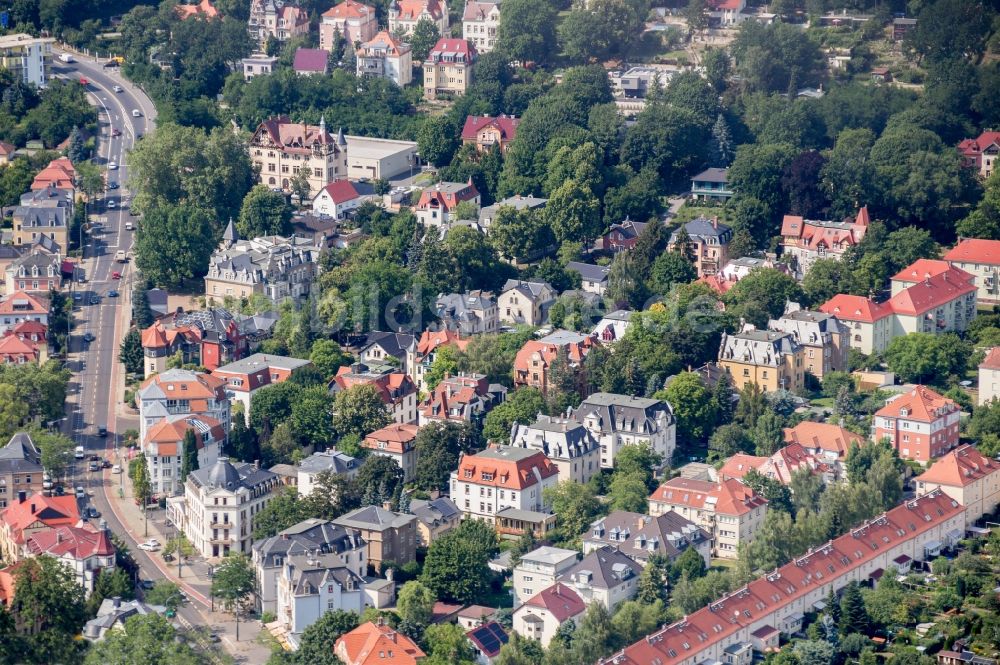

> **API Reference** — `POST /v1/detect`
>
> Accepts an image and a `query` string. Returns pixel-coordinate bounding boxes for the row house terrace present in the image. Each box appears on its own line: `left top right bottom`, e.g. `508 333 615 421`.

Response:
601 490 966 665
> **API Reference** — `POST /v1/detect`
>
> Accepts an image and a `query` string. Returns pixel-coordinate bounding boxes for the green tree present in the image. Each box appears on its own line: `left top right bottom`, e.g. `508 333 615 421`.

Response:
237 184 292 238
142 581 185 611
134 203 217 289
211 553 255 623
730 21 824 93
356 454 405 508
130 455 152 506
290 385 336 449
226 414 259 463
251 487 310 540
545 179 602 246
684 0 708 33
839 582 870 635
332 383 392 440
723 268 804 328
728 142 797 219
752 410 785 456
413 421 479 493
957 170 1000 239
543 481 601 544
884 333 970 385
482 387 545 443
34 430 75 481
293 610 360 665
709 423 753 459
620 104 710 187
424 344 460 391
421 520 499 604
86 568 135 617
250 381 302 432
424 622 478 665
495 633 545 665
397 580 435 628
8 556 87 663
309 339 351 379
489 206 554 264
496 0 557 65
84 613 205 665
659 372 717 446
408 17 440 61
180 428 199 483
636 557 669 605
417 116 459 168
608 471 650 513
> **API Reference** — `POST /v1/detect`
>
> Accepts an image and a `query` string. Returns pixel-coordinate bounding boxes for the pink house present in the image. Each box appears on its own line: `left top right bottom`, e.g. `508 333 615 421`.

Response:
320 0 378 50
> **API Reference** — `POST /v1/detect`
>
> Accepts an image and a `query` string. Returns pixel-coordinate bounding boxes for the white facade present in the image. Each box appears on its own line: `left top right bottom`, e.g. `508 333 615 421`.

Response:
311 186 365 219
0 35 53 88
276 556 366 636
462 1 500 53
575 393 676 470
511 546 578 606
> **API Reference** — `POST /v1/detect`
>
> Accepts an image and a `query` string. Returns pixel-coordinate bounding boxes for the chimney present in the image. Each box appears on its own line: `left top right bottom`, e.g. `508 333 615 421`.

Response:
382 501 393 511
112 596 121 608
712 217 719 230
17 490 26 503
254 459 261 470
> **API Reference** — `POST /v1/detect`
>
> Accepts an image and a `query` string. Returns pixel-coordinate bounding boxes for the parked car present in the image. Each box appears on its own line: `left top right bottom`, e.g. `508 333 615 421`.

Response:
113 85 123 93
97 427 108 438
138 539 160 551
88 461 98 472
102 459 112 469
74 446 85 459
75 486 86 499
83 332 95 342
111 464 122 474
85 506 101 519
139 579 155 590
108 290 119 297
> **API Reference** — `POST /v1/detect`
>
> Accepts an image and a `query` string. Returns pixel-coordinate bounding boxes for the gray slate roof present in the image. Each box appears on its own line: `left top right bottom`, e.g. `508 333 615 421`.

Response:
189 457 277 493
298 450 359 475
253 518 365 567
409 497 461 528
566 261 611 284
561 545 641 590
669 217 732 242
0 432 43 475
362 331 416 359
333 505 416 532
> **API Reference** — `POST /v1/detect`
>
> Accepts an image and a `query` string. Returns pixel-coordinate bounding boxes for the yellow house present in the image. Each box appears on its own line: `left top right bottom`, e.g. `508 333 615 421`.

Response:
423 38 475 100
718 326 804 393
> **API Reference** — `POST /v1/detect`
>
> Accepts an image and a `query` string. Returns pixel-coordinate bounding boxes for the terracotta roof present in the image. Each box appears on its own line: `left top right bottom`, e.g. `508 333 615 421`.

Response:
30 158 76 190
323 0 375 19
718 453 767 480
0 335 41 362
416 181 479 213
958 131 1000 157
649 478 767 517
461 115 520 142
521 583 586 622
393 0 444 20
416 329 469 356
888 267 976 315
140 370 227 401
143 414 224 458
0 141 15 156
944 238 1000 266
363 423 419 455
891 259 953 284
1 494 80 544
319 179 361 204
26 524 114 559
819 294 892 323
359 30 410 56
332 366 417 407
456 446 558 490
875 385 958 422
917 444 1000 488
601 490 963 665
980 347 1000 371
335 621 426 665
0 292 49 315
784 421 865 459
780 207 869 250
175 0 220 19
513 334 598 377
428 37 475 59
293 48 329 73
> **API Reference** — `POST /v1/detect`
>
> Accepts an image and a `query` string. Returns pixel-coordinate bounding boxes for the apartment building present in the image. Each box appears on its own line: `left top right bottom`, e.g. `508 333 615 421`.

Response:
718 326 805 393
334 621 426 665
509 415 601 485
12 202 68 250
355 31 413 87
241 53 277 80
561 546 642 612
943 238 1000 305
320 0 378 50
499 279 556 327
142 414 225 496
418 373 500 427
767 302 849 380
0 433 43 510
248 0 309 49
872 385 961 462
206 229 323 305
818 294 894 355
668 217 733 277
169 458 280 558
783 421 865 472
779 207 869 277
435 291 498 335
915 445 1000 525
450 446 559 525
5 249 62 296
601 490 966 665
512 330 598 395
513 583 587 648
979 347 1000 406
297 451 360 496
361 423 420 482
414 180 481 227
0 34 53 87
213 353 312 423
136 369 231 443
511 546 579 606
462 0 501 53
575 392 676 470
25 524 116 597
252 518 367 615
388 0 449 36
0 292 49 336
649 477 768 559
584 510 712 567
331 363 418 424
249 116 348 194
423 38 476 100
332 505 418 568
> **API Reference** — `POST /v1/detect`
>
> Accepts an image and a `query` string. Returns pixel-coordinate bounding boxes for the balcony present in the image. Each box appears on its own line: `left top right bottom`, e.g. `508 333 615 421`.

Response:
210 521 232 529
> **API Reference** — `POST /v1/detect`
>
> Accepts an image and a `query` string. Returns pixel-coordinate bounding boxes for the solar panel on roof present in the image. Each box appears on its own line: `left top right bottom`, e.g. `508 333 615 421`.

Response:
470 622 508 654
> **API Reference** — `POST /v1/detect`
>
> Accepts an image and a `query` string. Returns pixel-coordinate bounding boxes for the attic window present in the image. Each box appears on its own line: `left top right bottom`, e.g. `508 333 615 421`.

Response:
682 642 690 650
464 469 473 479
482 472 493 481
870 542 879 550
827 564 835 573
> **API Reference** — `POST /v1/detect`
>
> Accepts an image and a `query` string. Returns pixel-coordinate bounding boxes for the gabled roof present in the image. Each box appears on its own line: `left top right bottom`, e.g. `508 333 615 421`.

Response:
335 621 426 665
334 505 416 531
890 259 954 284
0 334 40 361
784 421 864 459
317 179 361 205
1 493 80 543
462 0 500 21
293 48 329 73
26 524 114 560
416 328 469 356
718 453 768 480
359 30 411 56
944 238 1000 266
520 582 586 621
566 261 611 284
916 445 1000 488
0 291 49 315
461 115 519 142
456 446 559 490
323 0 375 19
393 0 444 20
875 385 958 422
175 0 221 19
428 37 475 59
819 294 892 323
649 478 767 517
980 347 1000 371
363 423 419 454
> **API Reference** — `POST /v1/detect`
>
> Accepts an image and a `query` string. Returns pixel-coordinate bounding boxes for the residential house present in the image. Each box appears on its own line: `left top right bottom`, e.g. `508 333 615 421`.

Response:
979 347 1000 406
767 302 849 380
718 325 805 393
242 53 277 80
872 385 961 462
510 415 600 485
478 195 547 231
415 180 480 227
943 238 1000 305
700 255 791 295
435 291 498 335
0 322 47 365
213 353 312 423
511 546 579 606
499 279 556 326
708 0 747 25
83 598 167 641
249 116 348 193
583 510 712 567
409 497 462 546
450 446 559 536
413 328 471 391
512 330 598 395
648 477 768 559
334 621 426 665
461 115 518 153
566 261 611 296
252 518 367 615
206 227 323 305
467 622 509 664
668 217 733 277
175 0 221 19
359 331 418 375
30 157 75 191
142 414 224 496
330 363 419 424
247 0 309 49
0 34 53 90
592 310 634 342
12 203 68 249
513 583 586 648
423 38 475 100
332 505 418 568
600 490 966 665
916 445 1000 525
168 457 280 558
418 373 501 426
362 423 420 482
0 292 48 336
719 442 831 485
561 545 642 611
291 211 364 249
462 0 500 53
25 524 115 597
140 307 265 376
958 130 1000 178
135 369 231 443
601 219 648 254
690 167 734 202
5 248 61 295
320 0 378 50
276 551 366 641
356 31 413 87
389 0 449 36
892 17 917 40
779 207 869 277
0 492 80 563
0 433 43 510
297 450 361 496
818 294 894 355
575 392 676 470
0 141 15 165
783 421 865 472
292 48 330 75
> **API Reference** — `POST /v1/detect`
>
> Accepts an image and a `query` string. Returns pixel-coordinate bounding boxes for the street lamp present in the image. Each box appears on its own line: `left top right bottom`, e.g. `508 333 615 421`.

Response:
208 565 215 612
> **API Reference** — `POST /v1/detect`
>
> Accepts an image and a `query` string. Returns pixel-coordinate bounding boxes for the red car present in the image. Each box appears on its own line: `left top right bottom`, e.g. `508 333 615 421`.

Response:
112 271 121 280
111 128 121 137
79 77 88 85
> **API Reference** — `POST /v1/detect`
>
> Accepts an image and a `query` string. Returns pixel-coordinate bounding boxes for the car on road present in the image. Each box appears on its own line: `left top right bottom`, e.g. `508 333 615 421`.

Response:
73 293 82 301
113 85 123 93
138 539 160 552
97 427 108 438
58 53 74 63
108 162 118 170
79 77 88 85
132 109 142 117
112 271 121 280
107 200 116 209
75 486 86 499
109 181 119 189
88 461 98 472
108 290 119 297
85 506 101 519
83 332 95 342
74 446 85 459
115 250 127 262
90 295 100 305
111 128 122 137
102 459 112 468
139 579 155 591
112 464 122 474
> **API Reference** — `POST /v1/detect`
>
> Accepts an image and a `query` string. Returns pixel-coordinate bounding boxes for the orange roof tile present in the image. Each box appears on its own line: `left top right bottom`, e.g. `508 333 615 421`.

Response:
335 621 426 665
1 494 80 544
0 292 49 315
916 444 999 488
886 267 976 316
890 259 952 283
980 347 1000 371
944 238 1000 266
323 0 375 19
819 294 892 323
875 385 958 422
26 524 114 559
363 423 419 454
783 421 865 459
457 446 558 490
718 453 767 480
522 583 586 622
649 478 767 516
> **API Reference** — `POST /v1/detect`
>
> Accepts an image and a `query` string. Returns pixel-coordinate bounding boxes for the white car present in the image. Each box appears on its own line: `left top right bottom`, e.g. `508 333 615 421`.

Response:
138 539 161 551
113 85 123 93
74 446 85 459
111 464 122 474
132 109 142 117
107 200 116 209
108 162 118 170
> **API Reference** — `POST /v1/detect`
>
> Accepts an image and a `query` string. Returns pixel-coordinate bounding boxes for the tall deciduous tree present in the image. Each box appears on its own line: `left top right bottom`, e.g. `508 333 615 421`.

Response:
237 184 292 238
658 372 717 446
332 384 392 440
180 428 199 482
496 0 557 65
133 203 217 289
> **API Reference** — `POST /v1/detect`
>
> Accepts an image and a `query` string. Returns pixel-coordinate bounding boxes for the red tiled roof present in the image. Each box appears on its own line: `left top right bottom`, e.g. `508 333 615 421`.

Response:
335 621 426 665
140 371 228 400
875 385 958 422
333 366 417 407
323 0 375 19
30 158 76 190
890 259 953 284
457 446 559 490
416 329 469 356
359 31 409 56
980 347 1000 371
917 444 1000 488
784 421 864 459
415 181 479 213
26 524 114 560
944 238 1000 266
363 423 419 454
1 494 80 544
513 336 597 377
0 292 49 315
144 415 223 458
0 141 15 156
429 37 474 57
175 0 220 19
394 0 444 20
781 207 869 250
0 334 41 362
293 48 329 73
461 115 520 142
319 179 361 204
958 131 1000 158
649 478 767 517
886 267 975 316
819 294 892 323
522 583 586 622
718 453 767 480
